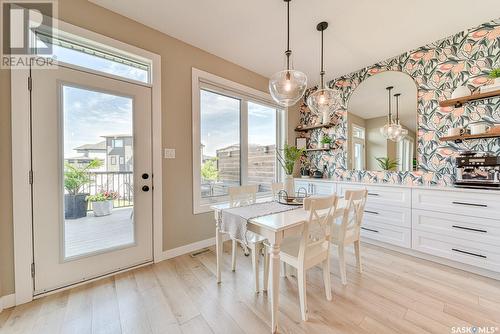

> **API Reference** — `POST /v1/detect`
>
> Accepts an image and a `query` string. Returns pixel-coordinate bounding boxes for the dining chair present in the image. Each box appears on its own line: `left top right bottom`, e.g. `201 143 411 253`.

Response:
264 194 338 321
228 184 267 293
330 189 368 285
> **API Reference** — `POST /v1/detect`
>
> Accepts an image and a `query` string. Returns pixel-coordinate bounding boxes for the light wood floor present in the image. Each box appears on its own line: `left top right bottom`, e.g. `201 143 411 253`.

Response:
2 242 500 334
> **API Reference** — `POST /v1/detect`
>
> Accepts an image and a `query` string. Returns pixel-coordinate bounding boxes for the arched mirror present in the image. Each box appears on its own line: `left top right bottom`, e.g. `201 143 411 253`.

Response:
347 71 418 172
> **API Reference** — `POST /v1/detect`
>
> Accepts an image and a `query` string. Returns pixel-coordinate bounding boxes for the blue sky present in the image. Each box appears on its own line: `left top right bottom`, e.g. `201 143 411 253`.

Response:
63 86 133 157
201 90 276 157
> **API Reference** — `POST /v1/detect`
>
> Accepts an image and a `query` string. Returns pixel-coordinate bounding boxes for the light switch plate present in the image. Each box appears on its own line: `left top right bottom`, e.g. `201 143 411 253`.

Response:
164 148 176 159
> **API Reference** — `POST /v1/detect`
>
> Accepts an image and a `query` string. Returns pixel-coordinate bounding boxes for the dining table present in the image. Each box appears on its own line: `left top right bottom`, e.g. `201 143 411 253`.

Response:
212 198 345 333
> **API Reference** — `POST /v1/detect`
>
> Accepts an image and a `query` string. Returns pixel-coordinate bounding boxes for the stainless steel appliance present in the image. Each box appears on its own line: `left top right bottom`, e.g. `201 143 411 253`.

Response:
454 153 500 189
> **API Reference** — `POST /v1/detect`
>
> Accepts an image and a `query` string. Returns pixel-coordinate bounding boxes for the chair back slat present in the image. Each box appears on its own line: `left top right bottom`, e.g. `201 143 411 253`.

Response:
338 189 368 241
298 195 338 261
228 185 258 208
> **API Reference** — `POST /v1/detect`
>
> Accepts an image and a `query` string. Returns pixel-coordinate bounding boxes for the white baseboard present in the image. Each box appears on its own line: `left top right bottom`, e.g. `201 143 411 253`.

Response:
1 293 16 312
157 235 230 262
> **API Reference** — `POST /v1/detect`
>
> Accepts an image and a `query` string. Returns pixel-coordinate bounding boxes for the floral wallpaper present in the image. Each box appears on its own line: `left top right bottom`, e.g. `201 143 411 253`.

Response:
298 18 500 186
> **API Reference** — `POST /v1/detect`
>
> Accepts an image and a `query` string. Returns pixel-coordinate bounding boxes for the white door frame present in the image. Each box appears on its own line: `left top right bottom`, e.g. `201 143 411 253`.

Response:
11 19 163 305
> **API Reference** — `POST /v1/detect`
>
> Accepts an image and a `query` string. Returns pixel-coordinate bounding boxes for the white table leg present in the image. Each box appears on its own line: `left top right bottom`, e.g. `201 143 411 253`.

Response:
269 242 281 333
215 223 222 284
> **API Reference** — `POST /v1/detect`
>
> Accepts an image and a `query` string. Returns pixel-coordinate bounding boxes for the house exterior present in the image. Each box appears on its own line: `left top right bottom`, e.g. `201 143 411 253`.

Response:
102 135 134 172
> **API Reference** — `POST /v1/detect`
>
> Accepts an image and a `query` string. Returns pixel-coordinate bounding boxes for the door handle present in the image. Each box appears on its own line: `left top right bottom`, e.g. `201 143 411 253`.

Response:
452 201 487 208
361 227 379 233
368 193 379 196
452 225 487 233
142 185 150 192
142 173 149 180
364 210 379 215
451 248 486 259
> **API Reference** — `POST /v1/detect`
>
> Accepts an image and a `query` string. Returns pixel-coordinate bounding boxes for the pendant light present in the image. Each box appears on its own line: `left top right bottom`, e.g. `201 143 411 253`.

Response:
380 86 397 139
269 0 307 107
306 21 340 122
392 93 408 142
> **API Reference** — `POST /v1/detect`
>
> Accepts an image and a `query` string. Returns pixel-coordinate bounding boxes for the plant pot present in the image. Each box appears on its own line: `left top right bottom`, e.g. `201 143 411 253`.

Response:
323 143 330 149
64 193 89 219
284 175 294 197
495 78 500 85
92 200 113 217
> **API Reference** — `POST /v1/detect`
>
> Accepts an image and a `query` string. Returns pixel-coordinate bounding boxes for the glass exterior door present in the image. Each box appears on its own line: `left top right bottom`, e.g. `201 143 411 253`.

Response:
31 65 152 294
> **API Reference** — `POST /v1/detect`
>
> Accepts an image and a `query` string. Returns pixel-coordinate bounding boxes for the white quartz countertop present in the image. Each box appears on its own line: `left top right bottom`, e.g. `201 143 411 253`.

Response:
294 177 500 195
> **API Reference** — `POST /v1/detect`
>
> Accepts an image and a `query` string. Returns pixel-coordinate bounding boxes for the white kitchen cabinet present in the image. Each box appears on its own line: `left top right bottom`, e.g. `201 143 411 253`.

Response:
338 183 411 208
294 179 335 196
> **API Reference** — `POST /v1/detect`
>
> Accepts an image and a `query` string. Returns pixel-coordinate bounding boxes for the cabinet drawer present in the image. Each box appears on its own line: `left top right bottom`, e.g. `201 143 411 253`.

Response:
360 221 411 248
412 189 500 220
294 180 335 196
412 209 500 246
338 183 411 208
364 204 411 228
412 230 500 273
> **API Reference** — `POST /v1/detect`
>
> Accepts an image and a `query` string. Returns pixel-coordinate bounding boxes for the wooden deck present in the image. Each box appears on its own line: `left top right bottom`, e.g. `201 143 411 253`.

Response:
65 207 134 258
1 242 500 333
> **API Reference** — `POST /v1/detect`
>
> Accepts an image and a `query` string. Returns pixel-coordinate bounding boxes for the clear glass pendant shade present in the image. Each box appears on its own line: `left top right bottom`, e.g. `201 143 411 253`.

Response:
306 87 340 114
269 69 308 107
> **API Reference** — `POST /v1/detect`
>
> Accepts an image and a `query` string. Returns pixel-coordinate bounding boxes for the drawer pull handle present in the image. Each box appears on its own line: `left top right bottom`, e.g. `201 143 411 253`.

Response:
451 248 486 259
452 225 487 233
368 193 379 196
364 210 379 215
452 201 487 208
361 227 379 233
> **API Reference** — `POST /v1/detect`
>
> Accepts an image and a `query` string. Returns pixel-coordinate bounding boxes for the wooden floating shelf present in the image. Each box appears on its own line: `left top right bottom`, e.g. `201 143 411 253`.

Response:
294 123 336 132
305 148 331 152
439 89 500 108
440 132 500 143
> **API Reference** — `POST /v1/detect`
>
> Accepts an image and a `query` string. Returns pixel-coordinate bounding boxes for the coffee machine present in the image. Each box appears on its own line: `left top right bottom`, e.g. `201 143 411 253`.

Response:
454 152 500 189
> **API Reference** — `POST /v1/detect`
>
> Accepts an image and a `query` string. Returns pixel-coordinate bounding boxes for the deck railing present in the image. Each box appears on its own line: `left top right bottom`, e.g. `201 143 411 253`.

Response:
82 171 134 208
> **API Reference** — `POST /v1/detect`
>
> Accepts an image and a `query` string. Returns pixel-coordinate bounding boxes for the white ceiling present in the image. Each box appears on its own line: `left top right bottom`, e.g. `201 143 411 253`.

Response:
348 71 418 130
89 0 500 85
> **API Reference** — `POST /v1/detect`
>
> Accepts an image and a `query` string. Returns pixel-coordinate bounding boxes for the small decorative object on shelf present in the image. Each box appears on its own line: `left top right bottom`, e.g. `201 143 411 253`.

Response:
480 68 500 93
320 135 332 148
295 137 307 149
294 122 336 132
451 85 471 99
277 188 309 206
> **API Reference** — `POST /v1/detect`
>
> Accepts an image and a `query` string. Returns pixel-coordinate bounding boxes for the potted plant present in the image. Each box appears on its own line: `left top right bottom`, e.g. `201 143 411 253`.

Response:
300 157 310 178
277 144 305 196
320 135 332 149
87 191 119 217
64 159 102 219
489 68 500 85
375 157 399 171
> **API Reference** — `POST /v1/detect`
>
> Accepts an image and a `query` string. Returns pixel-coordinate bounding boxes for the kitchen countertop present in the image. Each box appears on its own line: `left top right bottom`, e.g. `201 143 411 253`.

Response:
294 177 500 195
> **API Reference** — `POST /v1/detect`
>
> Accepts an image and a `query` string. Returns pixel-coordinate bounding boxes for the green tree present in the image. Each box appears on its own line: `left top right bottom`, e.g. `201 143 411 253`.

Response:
201 158 219 181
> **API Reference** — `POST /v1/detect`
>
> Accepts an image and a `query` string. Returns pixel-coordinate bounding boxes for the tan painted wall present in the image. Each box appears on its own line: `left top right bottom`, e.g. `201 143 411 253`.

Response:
0 0 276 297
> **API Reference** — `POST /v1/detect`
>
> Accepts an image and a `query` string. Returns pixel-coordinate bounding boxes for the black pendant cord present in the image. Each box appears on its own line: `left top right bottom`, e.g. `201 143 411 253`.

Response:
320 28 324 88
285 0 291 71
386 86 393 123
394 93 401 124
316 21 328 89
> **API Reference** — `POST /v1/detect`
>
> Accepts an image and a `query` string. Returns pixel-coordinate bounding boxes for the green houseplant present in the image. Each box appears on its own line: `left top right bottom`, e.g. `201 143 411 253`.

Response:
87 191 118 217
64 159 102 219
489 68 500 85
277 144 305 195
320 135 332 149
375 157 399 171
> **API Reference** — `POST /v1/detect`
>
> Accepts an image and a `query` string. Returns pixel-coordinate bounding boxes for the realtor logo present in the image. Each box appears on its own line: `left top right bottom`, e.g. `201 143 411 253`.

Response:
1 0 57 68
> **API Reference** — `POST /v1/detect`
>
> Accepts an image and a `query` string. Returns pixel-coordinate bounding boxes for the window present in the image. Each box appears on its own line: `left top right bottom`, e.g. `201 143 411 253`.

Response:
112 139 124 148
110 156 116 165
35 32 150 83
119 156 125 165
352 124 365 170
193 69 284 213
